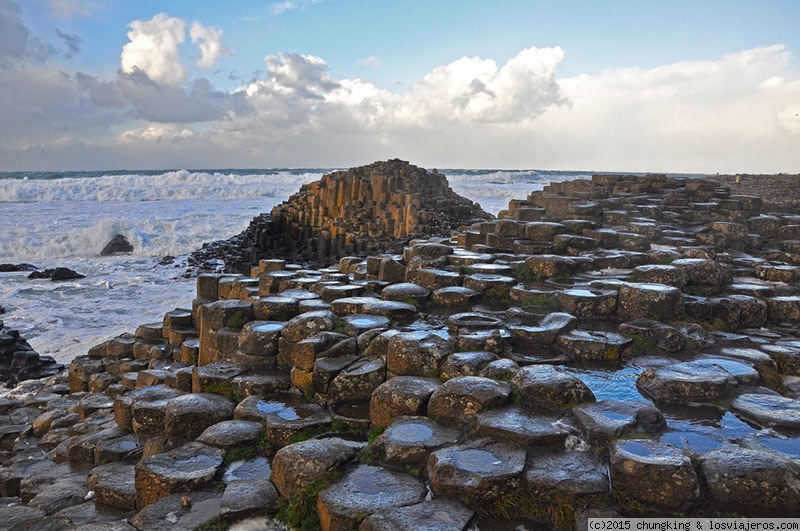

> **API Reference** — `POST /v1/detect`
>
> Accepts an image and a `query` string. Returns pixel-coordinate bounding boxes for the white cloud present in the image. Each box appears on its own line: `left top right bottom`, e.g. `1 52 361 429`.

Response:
398 46 565 125
120 13 187 86
48 0 100 18
358 56 381 69
190 22 230 69
269 1 296 16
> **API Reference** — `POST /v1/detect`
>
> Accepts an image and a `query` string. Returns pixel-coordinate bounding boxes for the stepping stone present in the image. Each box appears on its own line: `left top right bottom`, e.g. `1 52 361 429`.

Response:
370 376 441 428
525 449 610 496
719 347 777 369
463 273 517 299
573 399 665 439
229 372 291 397
328 358 386 403
77 393 116 420
381 283 431 305
66 426 127 464
280 311 338 343
617 282 683 321
508 312 577 346
134 441 225 508
361 299 418 323
427 376 510 425
475 406 570 446
164 393 236 446
343 314 390 335
761 343 800 375
768 296 800 323
87 462 136 510
699 445 800 516
253 296 298 321
237 321 283 357
557 329 632 361
524 255 578 278
319 284 366 303
360 499 474 531
693 356 760 385
191 361 243 394
270 437 363 497
480 358 520 381
196 420 264 450
94 432 143 464
447 312 503 333
372 416 460 469
317 464 427 530
428 439 526 506
0 458 55 497
130 491 221 531
610 439 699 511
731 393 800 430
387 331 453 377
122 386 184 437
672 258 729 295
511 365 595 413
233 393 307 424
220 479 279 520
405 268 461 291
636 360 736 404
263 402 332 448
632 264 687 288
0 506 47 530
618 318 686 352
431 286 480 307
557 288 618 319
330 296 382 315
222 456 271 486
292 331 352 371
440 351 498 380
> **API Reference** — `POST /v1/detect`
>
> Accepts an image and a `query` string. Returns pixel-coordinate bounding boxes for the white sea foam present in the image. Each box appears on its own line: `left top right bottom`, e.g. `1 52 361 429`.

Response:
0 170 321 203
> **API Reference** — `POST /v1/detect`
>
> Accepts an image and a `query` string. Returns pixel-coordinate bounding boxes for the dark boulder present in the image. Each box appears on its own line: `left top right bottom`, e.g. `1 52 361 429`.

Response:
27 267 85 281
101 234 134 256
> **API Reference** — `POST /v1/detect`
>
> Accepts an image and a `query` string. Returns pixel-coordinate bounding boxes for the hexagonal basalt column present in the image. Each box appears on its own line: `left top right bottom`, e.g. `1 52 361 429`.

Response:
610 439 699 512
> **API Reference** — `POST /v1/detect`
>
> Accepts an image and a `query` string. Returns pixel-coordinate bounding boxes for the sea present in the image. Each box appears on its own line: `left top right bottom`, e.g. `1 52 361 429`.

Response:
0 167 604 365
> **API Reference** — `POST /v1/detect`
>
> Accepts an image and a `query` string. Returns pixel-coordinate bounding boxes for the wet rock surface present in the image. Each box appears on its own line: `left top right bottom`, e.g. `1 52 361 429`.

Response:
4 169 800 528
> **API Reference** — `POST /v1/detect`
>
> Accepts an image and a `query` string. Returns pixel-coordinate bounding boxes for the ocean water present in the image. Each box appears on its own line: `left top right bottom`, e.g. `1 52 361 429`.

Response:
0 167 590 364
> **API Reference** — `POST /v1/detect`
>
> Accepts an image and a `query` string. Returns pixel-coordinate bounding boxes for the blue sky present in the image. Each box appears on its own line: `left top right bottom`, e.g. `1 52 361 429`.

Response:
2 0 799 172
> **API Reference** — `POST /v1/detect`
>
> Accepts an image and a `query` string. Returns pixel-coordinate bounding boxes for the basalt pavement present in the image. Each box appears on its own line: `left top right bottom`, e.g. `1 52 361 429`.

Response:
2 173 800 530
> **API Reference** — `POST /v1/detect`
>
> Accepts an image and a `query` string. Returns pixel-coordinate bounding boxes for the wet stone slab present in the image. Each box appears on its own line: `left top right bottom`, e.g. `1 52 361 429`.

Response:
525 449 610 496
372 415 460 468
572 399 665 439
730 393 800 430
474 406 571 447
427 439 527 506
636 360 737 404
134 441 225 508
610 439 699 511
317 464 427 530
359 498 474 531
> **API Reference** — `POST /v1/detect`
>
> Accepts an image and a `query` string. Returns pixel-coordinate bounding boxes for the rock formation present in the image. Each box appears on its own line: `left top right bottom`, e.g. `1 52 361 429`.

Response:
0 321 64 386
101 234 134 256
191 159 491 272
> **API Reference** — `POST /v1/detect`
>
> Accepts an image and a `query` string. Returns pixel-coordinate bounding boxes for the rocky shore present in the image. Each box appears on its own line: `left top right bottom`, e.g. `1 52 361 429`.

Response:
2 163 800 530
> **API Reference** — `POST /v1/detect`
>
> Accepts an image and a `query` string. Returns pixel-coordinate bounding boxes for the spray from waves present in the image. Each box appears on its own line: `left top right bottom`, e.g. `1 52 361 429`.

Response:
0 170 323 203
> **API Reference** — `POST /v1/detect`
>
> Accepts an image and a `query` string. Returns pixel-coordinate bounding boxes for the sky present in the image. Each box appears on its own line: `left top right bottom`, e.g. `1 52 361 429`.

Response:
1 0 799 173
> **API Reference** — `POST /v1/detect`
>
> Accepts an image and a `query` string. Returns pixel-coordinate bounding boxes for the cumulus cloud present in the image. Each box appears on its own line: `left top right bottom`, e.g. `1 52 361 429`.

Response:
190 22 230 69
120 13 187 86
